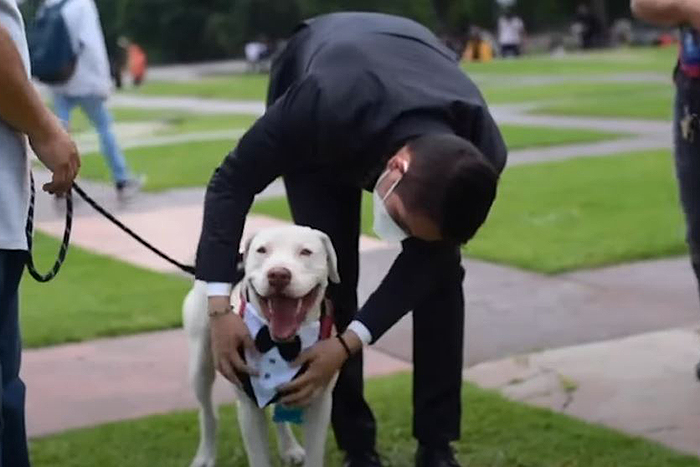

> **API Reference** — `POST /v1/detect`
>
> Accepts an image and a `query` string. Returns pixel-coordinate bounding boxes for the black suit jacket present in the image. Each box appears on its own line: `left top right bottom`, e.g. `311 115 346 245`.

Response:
195 12 507 342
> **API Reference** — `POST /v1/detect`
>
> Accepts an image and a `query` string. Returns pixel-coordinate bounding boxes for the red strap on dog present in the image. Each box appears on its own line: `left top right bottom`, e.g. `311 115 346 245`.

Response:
319 298 334 340
238 291 247 318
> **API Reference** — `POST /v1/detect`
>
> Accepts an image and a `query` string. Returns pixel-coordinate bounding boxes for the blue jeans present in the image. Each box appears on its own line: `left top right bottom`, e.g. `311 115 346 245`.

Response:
53 94 130 184
0 250 29 467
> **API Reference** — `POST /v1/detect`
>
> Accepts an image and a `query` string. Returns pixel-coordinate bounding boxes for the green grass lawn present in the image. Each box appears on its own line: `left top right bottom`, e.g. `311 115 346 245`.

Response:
75 127 620 192
111 48 674 104
126 74 269 101
500 125 624 150
30 373 699 467
70 108 258 135
532 88 674 121
253 149 686 274
466 46 677 77
21 233 189 348
78 140 237 192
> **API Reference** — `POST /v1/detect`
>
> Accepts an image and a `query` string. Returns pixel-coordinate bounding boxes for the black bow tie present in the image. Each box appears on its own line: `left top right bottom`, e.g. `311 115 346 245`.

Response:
255 326 302 362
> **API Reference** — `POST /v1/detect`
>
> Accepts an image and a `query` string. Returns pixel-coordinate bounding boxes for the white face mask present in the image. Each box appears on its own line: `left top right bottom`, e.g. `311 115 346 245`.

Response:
373 164 409 242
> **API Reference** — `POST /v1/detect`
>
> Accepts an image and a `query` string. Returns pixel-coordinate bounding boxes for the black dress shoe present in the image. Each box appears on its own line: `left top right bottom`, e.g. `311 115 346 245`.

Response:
415 444 461 467
695 359 700 381
343 450 382 467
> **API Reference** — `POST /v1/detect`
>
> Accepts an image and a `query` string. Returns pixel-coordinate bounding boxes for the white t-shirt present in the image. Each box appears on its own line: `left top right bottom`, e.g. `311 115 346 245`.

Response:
46 0 112 98
498 16 524 46
0 0 31 250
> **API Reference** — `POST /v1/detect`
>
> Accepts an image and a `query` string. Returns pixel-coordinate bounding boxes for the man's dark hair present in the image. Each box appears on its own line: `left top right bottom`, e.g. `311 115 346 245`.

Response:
396 133 500 244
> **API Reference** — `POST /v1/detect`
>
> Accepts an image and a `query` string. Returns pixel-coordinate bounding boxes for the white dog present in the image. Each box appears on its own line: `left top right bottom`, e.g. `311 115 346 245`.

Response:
183 225 341 467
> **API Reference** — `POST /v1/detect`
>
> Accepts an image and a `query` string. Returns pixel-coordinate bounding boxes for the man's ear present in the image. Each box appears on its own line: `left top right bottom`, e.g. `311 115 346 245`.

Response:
318 232 340 284
386 147 411 173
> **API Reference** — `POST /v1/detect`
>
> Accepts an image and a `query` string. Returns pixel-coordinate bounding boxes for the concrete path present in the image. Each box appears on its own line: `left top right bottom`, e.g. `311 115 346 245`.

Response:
465 327 700 456
24 330 410 438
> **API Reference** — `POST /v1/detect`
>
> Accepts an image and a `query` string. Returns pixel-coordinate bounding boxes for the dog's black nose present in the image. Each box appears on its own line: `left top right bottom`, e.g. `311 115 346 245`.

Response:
267 267 291 290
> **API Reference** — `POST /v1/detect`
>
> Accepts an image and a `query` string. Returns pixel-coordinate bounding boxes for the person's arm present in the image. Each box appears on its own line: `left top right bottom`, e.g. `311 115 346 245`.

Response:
0 24 79 194
196 76 321 385
352 239 460 343
632 0 700 28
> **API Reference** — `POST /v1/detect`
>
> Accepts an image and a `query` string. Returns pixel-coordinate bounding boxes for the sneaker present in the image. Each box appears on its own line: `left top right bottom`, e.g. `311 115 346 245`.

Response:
116 175 145 202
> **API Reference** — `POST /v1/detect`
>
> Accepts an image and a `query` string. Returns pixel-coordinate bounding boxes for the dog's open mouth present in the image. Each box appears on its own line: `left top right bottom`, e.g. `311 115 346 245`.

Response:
256 285 320 342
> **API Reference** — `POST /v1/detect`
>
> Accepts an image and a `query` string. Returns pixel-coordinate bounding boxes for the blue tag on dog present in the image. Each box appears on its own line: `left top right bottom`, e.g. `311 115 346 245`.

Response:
273 404 304 424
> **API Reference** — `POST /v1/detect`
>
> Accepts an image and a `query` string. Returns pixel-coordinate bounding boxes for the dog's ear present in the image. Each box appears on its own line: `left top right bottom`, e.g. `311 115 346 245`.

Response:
318 232 340 284
242 232 257 263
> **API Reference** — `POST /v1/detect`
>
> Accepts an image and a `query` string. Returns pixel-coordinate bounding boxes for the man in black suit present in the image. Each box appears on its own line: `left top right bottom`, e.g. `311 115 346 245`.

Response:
197 12 507 467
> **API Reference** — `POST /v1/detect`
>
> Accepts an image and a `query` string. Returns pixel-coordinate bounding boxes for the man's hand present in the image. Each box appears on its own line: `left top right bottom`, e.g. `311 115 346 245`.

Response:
685 0 700 30
29 116 80 196
209 297 258 387
632 0 700 28
278 331 362 407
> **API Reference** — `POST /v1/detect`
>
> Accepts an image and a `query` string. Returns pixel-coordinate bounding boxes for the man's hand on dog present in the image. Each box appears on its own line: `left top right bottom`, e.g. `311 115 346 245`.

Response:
209 297 259 386
278 330 362 407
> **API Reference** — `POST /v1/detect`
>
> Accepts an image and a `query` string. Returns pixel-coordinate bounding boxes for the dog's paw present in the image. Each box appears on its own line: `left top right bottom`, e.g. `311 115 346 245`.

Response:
280 446 305 466
189 455 216 467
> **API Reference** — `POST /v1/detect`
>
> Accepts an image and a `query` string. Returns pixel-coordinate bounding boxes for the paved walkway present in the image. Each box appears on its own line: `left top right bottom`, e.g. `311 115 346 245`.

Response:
24 330 409 438
465 327 700 456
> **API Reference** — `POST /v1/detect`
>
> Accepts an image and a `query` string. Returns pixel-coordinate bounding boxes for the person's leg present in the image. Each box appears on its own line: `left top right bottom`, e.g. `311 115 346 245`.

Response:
77 96 131 185
52 93 75 131
0 250 29 467
284 174 379 461
412 248 464 447
673 73 700 379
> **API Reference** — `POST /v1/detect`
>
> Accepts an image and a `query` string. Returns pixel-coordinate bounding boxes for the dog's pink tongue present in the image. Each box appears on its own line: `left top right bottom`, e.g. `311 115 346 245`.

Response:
269 297 299 341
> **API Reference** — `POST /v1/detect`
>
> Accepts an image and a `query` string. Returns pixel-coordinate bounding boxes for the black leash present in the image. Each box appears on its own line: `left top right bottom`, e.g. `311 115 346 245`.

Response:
25 174 196 282
25 174 73 282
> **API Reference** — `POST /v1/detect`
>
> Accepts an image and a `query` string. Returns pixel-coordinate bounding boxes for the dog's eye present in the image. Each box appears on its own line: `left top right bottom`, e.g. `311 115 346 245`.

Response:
299 248 313 257
256 246 267 254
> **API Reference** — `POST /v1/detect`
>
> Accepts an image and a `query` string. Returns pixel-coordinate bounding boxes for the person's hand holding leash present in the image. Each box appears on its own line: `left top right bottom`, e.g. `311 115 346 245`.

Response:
278 330 362 407
209 296 259 386
29 115 80 196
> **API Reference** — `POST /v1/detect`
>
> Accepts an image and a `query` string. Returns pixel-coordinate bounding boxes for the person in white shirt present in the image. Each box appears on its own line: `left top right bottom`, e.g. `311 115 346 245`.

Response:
497 8 525 57
43 0 141 200
0 0 79 464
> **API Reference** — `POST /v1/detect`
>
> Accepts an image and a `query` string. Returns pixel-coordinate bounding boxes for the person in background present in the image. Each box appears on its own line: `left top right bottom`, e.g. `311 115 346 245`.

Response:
497 8 526 57
576 3 602 49
109 36 128 90
462 26 494 63
41 0 142 201
0 1 80 465
631 0 700 379
126 38 147 86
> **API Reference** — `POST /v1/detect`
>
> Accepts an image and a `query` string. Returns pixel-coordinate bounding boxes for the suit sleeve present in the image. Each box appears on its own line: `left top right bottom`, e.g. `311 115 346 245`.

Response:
355 239 462 343
195 77 321 282
470 104 508 175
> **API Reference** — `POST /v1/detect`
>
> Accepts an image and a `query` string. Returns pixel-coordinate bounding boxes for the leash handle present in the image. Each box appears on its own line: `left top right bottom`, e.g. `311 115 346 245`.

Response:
25 175 196 284
25 173 73 283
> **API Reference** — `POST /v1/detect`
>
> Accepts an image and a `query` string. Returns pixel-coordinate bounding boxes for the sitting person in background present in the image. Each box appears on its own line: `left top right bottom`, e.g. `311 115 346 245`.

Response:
462 27 493 63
